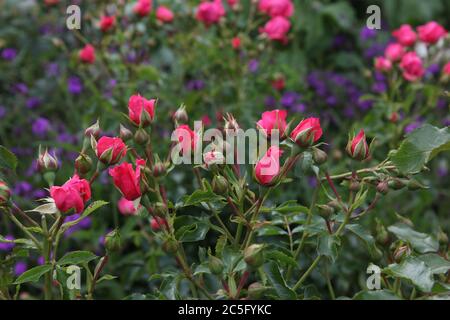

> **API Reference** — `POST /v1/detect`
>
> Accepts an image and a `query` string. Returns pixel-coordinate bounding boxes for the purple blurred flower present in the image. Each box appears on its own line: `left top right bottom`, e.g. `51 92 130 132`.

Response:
185 79 205 91
404 121 422 134
2 48 17 61
64 214 92 237
26 97 41 109
32 117 51 137
33 189 48 200
13 83 28 95
264 96 277 109
248 59 259 73
0 105 6 119
359 26 377 41
280 92 299 108
372 81 387 93
426 64 440 77
0 235 15 251
46 63 60 77
326 96 337 106
364 43 385 59
13 181 33 196
292 103 306 113
37 256 45 265
436 98 446 109
14 262 27 276
68 76 83 95
358 99 374 110
437 162 448 177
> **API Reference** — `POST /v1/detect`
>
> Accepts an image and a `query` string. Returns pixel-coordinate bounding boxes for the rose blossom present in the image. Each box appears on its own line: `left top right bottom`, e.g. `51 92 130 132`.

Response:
118 197 139 216
134 0 152 17
443 62 450 75
156 6 174 23
384 43 404 62
109 159 146 201
399 52 425 82
258 0 294 18
255 146 283 186
99 15 116 32
196 0 225 26
392 24 416 46
290 117 322 147
96 136 127 165
79 44 95 64
50 175 91 214
256 109 287 138
374 57 392 72
128 94 156 126
260 16 291 43
417 21 447 44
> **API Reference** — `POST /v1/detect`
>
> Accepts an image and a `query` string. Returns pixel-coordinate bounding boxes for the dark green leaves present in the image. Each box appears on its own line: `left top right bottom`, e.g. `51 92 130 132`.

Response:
384 257 434 292
346 224 381 259
14 264 52 284
417 253 450 275
174 215 210 242
181 190 224 207
387 223 438 253
0 145 18 171
390 124 450 174
353 289 401 300
57 251 98 266
263 261 296 300
317 233 340 262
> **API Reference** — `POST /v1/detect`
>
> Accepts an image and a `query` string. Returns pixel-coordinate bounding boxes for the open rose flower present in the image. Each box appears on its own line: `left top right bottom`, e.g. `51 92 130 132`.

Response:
417 21 447 44
99 15 116 32
260 16 291 43
258 0 294 18
255 146 283 186
392 24 416 46
128 94 156 127
196 0 225 26
399 52 425 82
79 44 95 64
50 175 91 214
384 43 404 62
257 109 287 138
375 56 392 72
118 197 139 216
134 0 152 17
156 6 174 23
290 117 322 147
96 136 127 165
346 129 370 161
109 159 146 201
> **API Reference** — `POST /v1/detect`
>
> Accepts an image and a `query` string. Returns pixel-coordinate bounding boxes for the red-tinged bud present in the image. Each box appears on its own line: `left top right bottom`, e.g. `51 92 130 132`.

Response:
104 229 122 253
203 151 225 170
128 94 156 127
389 112 399 123
346 129 370 161
75 153 93 175
173 105 188 123
96 136 127 165
393 245 411 263
150 217 167 231
0 180 11 206
37 147 59 173
290 117 323 148
85 120 101 139
152 161 168 178
119 124 133 141
312 147 327 165
134 128 150 145
271 75 285 91
248 282 266 299
223 113 240 132
254 146 283 186
376 181 389 195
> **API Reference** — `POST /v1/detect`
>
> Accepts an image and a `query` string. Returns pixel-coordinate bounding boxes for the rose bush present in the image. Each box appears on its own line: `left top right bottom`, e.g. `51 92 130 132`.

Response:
0 0 449 300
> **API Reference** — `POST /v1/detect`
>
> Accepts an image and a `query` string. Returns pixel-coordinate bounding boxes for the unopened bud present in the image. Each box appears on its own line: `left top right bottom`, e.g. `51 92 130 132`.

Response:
208 254 224 275
173 105 188 123
349 180 360 192
37 148 58 173
312 147 327 165
388 179 406 190
119 124 133 141
153 161 167 178
104 229 122 253
376 181 389 195
212 175 228 194
223 113 240 132
153 202 166 217
346 129 370 161
407 179 426 190
85 120 101 139
375 220 389 245
437 230 448 245
327 199 340 210
163 238 179 253
134 128 149 145
393 245 411 263
317 204 334 218
244 244 265 268
247 282 266 299
0 180 11 206
75 153 93 175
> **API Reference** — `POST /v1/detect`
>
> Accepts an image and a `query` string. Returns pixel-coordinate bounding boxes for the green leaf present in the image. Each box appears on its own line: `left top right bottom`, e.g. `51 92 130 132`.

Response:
353 290 401 300
417 253 450 274
97 274 117 284
182 190 224 207
174 216 210 242
266 250 298 268
264 200 309 215
317 233 340 262
387 223 438 254
383 257 434 292
320 2 356 31
346 224 381 259
57 251 98 266
390 124 450 174
14 264 52 284
62 201 108 228
263 261 296 300
0 145 18 171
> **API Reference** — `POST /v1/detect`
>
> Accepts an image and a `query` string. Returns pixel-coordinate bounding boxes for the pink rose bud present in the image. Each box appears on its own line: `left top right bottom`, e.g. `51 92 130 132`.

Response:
255 146 283 186
156 6 174 23
227 0 239 8
173 105 189 123
399 52 425 82
417 21 447 44
134 0 152 17
96 136 127 165
0 180 11 206
128 94 156 127
50 175 91 214
79 44 95 64
258 0 294 18
84 120 101 138
118 197 139 216
37 148 58 173
150 217 167 231
290 117 323 147
99 15 116 32
384 43 404 62
256 109 287 138
392 24 417 46
260 16 291 43
374 56 392 72
201 115 212 127
443 62 450 75
231 37 241 49
195 0 226 27
271 76 285 91
346 129 370 161
109 159 146 201
203 151 224 169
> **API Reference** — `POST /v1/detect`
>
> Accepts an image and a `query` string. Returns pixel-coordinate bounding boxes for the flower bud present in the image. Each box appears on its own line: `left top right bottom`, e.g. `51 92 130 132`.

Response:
327 199 340 210
173 105 188 123
375 220 389 245
290 117 323 148
437 230 448 245
104 229 122 253
0 180 11 206
223 113 240 132
393 245 411 263
84 120 101 139
346 129 370 161
212 175 228 194
376 181 389 195
37 148 58 173
119 124 133 141
208 254 224 275
152 161 167 178
203 151 225 171
349 180 360 192
247 282 266 299
317 204 334 218
407 179 426 190
153 202 166 217
75 153 93 175
388 179 406 190
244 244 265 268
134 128 150 145
163 238 179 253
312 147 327 165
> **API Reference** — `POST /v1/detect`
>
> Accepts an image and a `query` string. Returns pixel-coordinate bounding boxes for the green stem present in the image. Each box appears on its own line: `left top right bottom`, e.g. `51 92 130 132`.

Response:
293 255 321 291
5 209 42 251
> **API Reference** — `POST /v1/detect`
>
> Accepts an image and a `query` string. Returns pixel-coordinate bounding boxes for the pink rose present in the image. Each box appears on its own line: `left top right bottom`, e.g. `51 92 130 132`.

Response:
384 43 404 62
151 217 167 231
374 56 392 72
258 0 294 18
156 6 174 23
50 175 91 214
255 146 283 186
417 21 447 44
347 129 369 161
256 109 287 138
118 197 139 216
392 24 416 46
231 37 241 49
196 0 226 26
96 136 127 165
290 117 322 147
109 159 146 201
99 15 116 32
79 44 95 64
399 52 424 82
227 0 239 7
260 16 291 43
134 0 152 17
128 94 156 127
443 62 450 75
